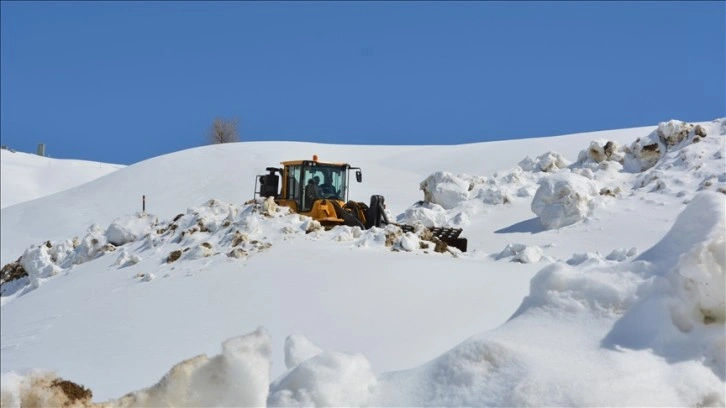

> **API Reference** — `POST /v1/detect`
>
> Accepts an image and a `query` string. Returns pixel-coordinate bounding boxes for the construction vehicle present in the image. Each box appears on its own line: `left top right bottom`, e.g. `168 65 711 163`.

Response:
253 155 468 252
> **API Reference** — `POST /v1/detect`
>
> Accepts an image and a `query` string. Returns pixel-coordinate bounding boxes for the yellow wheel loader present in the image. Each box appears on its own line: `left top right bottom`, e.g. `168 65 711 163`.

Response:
253 155 467 252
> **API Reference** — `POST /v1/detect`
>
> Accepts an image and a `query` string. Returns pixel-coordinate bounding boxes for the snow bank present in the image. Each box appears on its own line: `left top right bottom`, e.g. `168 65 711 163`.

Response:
112 327 272 407
269 349 377 407
2 196 462 305
2 223 115 300
531 173 599 230
375 338 525 407
623 119 713 173
519 191 724 322
605 191 726 379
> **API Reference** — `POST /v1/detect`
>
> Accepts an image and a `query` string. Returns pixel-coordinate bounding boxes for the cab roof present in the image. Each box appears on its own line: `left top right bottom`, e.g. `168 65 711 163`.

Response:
280 155 349 168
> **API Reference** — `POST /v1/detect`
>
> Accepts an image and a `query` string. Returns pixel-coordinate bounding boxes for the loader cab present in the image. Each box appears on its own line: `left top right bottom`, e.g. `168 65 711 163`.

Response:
255 155 362 216
287 159 350 212
264 156 358 213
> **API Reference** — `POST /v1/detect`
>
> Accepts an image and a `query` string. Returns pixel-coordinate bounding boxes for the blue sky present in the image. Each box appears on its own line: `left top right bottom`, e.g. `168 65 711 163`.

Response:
1 1 723 165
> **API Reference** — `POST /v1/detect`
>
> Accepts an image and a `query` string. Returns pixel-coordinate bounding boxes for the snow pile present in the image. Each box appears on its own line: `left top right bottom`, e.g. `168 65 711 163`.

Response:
530 172 600 229
604 191 726 379
417 153 566 212
111 327 272 407
629 121 726 197
403 158 554 227
1 199 302 303
397 201 451 228
113 249 142 268
409 118 724 231
613 119 708 173
419 171 471 210
1 223 119 303
0 218 153 302
564 248 638 266
1 198 462 304
521 189 722 320
578 139 624 164
373 336 526 407
493 243 546 263
106 213 157 246
269 347 377 406
0 371 93 408
518 150 571 172
284 334 323 369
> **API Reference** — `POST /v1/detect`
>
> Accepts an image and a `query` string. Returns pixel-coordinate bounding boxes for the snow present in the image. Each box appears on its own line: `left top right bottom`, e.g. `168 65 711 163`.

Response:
531 172 599 229
1 118 724 406
0 149 124 209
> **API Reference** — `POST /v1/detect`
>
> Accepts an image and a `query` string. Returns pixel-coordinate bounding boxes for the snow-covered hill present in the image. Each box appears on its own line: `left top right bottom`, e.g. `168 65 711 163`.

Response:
0 149 124 209
1 119 724 406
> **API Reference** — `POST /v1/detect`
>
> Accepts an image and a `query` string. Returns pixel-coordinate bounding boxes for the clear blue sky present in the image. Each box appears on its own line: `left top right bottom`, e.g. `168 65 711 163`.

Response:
1 1 724 165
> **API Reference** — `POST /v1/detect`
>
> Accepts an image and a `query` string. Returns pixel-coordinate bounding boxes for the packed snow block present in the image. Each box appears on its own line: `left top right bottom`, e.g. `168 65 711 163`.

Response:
474 186 510 205
399 231 421 252
605 192 726 379
576 139 624 164
494 243 543 263
518 151 570 172
114 327 272 407
21 245 62 286
185 242 214 260
113 250 141 268
106 213 156 246
397 201 448 228
73 224 110 264
284 334 323 369
531 173 598 229
420 171 470 210
623 131 665 172
657 119 694 147
268 350 377 407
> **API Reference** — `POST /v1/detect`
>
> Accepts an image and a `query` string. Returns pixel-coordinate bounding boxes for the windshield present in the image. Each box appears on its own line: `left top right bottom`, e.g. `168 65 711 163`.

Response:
300 163 347 210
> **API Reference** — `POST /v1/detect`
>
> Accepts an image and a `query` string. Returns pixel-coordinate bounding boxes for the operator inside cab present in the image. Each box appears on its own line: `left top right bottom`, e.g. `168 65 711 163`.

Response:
305 175 320 204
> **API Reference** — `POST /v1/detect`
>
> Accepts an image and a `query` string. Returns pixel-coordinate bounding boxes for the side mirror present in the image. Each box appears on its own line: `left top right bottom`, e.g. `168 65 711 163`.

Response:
356 170 362 183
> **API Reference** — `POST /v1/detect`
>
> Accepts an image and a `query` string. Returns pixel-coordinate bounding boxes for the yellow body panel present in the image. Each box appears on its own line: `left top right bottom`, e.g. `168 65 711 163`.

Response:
276 197 347 227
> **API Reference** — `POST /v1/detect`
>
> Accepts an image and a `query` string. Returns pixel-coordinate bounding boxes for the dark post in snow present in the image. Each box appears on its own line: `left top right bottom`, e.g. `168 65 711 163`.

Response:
143 195 146 214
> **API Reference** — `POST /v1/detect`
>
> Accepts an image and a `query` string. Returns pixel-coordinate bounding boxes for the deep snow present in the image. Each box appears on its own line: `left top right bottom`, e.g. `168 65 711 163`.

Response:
1 119 724 407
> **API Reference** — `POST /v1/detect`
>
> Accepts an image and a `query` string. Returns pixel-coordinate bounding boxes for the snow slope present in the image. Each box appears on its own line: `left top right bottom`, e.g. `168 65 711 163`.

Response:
0 149 124 209
1 119 724 406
